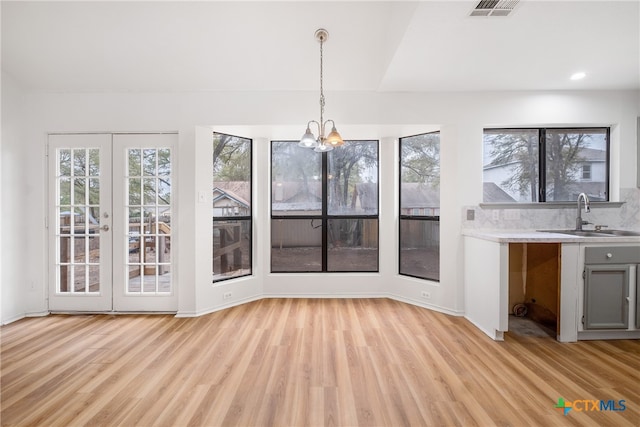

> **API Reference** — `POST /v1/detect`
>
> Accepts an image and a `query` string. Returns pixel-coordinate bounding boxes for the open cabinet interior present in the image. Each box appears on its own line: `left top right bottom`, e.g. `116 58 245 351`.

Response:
508 243 561 338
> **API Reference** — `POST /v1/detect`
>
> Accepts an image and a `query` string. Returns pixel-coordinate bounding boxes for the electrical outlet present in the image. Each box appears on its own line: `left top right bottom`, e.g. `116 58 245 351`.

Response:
223 292 232 300
466 209 475 221
421 291 431 300
492 210 500 221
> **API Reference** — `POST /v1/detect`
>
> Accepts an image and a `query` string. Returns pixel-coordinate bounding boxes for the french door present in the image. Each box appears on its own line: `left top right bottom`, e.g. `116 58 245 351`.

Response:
48 133 177 312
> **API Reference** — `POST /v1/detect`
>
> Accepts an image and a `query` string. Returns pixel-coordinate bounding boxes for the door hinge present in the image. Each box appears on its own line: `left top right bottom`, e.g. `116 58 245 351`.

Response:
581 315 585 324
582 270 586 279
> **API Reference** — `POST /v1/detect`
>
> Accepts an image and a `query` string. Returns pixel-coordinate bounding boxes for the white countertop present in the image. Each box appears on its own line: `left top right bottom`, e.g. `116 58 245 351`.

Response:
462 229 640 244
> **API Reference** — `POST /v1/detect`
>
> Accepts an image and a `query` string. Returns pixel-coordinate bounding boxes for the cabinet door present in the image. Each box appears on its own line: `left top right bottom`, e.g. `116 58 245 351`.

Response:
584 265 629 329
637 264 640 329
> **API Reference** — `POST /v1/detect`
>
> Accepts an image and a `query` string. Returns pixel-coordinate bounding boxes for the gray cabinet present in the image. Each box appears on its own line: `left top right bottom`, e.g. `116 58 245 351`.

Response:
583 246 640 330
584 264 629 329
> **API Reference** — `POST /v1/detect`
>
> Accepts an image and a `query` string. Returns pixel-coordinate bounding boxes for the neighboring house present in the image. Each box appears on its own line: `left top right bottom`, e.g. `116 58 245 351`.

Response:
482 183 516 203
213 182 250 217
268 181 442 216
399 183 440 216
272 181 322 214
483 147 607 202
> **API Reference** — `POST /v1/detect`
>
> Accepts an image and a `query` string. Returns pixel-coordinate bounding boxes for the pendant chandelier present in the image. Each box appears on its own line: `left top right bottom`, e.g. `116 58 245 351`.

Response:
298 28 344 152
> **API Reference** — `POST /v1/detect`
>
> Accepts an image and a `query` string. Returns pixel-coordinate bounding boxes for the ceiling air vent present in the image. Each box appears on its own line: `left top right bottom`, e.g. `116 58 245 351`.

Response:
470 0 519 17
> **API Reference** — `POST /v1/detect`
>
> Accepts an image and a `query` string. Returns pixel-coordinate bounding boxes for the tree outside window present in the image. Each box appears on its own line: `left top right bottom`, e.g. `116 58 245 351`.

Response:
212 133 252 282
271 140 379 273
483 128 609 202
399 132 440 281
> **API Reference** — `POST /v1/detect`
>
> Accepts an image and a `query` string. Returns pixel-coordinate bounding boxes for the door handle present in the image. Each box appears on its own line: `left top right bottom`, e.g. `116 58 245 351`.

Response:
100 225 110 232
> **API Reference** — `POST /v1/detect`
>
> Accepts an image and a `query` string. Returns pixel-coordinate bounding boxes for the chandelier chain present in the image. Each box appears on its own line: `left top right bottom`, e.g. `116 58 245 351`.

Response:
319 35 325 131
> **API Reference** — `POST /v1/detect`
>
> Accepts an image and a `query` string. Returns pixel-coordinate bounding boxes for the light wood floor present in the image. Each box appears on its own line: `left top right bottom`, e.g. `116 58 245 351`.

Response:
1 298 639 426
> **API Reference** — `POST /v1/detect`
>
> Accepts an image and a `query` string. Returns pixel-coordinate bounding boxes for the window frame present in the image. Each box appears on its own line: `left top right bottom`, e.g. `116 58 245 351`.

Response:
483 127 610 203
398 132 440 282
270 140 380 273
212 132 253 283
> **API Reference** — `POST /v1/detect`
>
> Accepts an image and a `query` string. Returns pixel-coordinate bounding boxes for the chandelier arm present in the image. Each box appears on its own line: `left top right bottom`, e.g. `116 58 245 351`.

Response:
308 120 321 137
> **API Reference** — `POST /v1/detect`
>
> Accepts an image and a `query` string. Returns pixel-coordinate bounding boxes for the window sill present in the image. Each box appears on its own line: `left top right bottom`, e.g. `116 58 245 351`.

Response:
479 202 624 209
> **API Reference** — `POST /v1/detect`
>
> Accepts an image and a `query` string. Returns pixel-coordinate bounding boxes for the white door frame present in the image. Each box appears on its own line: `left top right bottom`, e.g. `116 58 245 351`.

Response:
48 133 178 312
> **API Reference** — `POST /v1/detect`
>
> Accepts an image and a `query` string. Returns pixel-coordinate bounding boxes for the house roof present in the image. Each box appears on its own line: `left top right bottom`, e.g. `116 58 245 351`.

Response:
400 183 440 208
213 182 250 205
212 187 249 208
483 183 517 203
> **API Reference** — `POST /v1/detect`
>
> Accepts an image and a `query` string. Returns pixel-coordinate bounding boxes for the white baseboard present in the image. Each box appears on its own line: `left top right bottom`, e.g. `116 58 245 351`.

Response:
387 293 464 317
176 295 263 318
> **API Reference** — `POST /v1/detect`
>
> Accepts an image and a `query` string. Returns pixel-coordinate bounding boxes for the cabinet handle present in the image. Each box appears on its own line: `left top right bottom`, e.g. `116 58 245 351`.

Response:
606 253 613 259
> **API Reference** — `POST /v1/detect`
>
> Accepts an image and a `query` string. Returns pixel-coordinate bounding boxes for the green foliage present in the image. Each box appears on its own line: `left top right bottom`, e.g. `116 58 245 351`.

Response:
485 130 592 201
213 133 251 181
485 130 538 200
400 133 440 186
328 141 378 210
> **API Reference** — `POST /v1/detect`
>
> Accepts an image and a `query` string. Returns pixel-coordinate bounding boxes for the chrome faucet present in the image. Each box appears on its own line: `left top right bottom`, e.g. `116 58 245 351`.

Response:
576 192 591 231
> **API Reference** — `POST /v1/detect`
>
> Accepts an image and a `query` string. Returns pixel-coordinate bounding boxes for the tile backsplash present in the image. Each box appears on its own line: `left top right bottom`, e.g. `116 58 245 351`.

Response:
462 188 640 231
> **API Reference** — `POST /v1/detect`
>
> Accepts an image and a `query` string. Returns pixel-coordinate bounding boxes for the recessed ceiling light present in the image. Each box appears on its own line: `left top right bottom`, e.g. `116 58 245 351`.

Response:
570 72 586 81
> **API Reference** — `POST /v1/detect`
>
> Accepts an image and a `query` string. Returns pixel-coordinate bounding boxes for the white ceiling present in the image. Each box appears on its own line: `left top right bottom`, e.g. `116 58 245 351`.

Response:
2 1 639 93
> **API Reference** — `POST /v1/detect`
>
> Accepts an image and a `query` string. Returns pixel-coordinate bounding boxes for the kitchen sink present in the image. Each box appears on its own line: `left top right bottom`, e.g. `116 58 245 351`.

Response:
596 229 640 236
539 229 640 237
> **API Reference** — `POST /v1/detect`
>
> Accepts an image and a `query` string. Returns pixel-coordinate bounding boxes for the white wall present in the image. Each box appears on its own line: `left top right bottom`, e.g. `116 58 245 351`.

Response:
1 87 638 323
1 72 29 323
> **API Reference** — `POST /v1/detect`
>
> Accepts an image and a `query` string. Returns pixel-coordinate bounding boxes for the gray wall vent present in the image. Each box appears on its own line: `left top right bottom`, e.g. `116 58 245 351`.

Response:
470 0 520 17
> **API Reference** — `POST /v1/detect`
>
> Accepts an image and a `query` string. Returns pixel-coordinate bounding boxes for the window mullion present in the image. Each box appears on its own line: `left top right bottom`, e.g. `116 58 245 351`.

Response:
321 152 328 271
539 129 546 202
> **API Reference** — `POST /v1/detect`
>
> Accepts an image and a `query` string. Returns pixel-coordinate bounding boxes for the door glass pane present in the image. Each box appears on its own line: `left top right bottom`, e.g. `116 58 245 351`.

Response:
271 219 322 272
158 178 171 205
129 149 141 175
73 149 86 176
143 149 156 176
545 128 608 201
59 178 71 206
73 265 86 292
56 147 100 294
126 147 172 294
158 148 171 176
88 149 100 176
59 149 71 176
143 178 156 205
328 140 378 215
129 178 141 205
74 178 86 205
271 141 321 216
88 266 100 292
327 218 378 271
